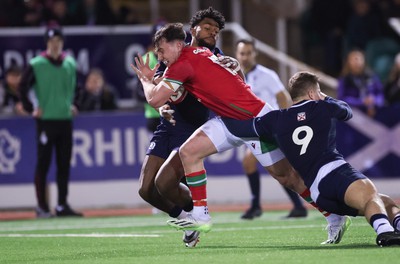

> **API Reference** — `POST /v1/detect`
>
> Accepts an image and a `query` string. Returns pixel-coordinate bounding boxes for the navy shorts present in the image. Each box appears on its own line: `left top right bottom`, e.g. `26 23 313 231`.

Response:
146 122 196 159
316 163 367 216
145 94 209 160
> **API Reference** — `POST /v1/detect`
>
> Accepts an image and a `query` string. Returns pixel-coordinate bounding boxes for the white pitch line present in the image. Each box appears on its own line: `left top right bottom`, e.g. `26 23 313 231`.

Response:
0 233 161 238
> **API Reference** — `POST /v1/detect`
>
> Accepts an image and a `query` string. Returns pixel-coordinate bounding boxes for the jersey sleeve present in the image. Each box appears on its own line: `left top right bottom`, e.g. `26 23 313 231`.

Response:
324 96 353 121
163 60 194 90
221 117 259 137
254 113 275 140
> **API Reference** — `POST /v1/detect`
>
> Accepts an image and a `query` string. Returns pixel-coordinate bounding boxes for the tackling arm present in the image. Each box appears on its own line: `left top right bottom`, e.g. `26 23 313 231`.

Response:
325 96 353 121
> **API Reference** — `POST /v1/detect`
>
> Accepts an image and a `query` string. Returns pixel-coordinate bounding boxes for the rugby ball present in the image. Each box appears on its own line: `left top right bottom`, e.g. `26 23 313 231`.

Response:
169 86 188 104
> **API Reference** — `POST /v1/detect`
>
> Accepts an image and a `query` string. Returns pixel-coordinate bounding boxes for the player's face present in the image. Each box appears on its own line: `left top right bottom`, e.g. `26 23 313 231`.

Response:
46 36 63 58
155 39 182 67
235 43 256 72
191 17 220 50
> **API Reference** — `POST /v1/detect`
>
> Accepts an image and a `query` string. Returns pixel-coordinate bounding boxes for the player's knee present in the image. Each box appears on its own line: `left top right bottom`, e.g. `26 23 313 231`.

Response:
179 146 192 163
138 184 151 202
137 187 146 201
154 175 167 195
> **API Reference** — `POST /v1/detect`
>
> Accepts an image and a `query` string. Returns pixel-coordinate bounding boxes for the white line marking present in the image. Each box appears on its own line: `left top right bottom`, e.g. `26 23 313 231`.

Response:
0 233 161 238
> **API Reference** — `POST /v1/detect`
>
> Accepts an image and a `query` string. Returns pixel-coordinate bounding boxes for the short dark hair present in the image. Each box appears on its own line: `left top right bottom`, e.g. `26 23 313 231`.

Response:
190 6 225 30
288 71 319 100
153 23 186 50
44 26 63 43
5 59 22 75
235 38 255 49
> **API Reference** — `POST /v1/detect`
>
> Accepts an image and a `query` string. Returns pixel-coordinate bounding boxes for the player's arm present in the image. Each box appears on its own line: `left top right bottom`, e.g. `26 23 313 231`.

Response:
139 76 176 108
324 96 353 121
222 117 259 137
222 111 277 139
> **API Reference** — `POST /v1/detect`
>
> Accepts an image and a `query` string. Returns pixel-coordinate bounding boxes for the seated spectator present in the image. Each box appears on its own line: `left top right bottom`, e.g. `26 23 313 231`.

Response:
384 52 400 105
344 0 381 53
337 49 384 117
76 68 118 112
43 0 75 26
74 0 115 26
0 62 26 115
22 0 45 27
116 5 140 25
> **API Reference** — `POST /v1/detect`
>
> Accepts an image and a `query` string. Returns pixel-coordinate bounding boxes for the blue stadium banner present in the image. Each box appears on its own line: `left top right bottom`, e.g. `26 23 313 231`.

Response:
0 112 246 184
0 26 153 98
1 106 400 185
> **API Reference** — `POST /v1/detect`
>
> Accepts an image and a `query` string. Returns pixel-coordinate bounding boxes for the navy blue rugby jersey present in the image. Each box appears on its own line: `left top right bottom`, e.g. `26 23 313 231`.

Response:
254 97 352 186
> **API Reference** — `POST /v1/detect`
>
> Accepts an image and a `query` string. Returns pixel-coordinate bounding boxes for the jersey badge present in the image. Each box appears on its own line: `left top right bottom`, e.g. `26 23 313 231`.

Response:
297 112 306 121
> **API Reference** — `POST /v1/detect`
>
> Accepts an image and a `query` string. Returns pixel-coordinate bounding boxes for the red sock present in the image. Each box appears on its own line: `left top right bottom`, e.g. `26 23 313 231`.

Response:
300 189 330 217
186 170 207 206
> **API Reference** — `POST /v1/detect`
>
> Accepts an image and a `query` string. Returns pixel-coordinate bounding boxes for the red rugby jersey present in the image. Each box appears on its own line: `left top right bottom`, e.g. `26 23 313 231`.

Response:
163 46 265 120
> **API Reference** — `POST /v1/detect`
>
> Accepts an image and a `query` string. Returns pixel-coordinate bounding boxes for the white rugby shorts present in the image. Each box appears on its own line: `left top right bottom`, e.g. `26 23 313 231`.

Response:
200 103 285 167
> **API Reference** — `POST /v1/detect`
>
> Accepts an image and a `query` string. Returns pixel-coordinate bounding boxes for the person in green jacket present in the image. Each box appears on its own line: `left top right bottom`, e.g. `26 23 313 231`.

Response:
20 26 82 218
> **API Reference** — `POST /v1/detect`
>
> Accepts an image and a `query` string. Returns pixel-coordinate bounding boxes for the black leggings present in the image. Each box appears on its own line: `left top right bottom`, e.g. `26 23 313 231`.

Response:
34 119 72 209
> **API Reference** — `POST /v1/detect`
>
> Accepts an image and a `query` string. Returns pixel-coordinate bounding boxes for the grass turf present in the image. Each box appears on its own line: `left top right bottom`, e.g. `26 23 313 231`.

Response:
0 210 397 264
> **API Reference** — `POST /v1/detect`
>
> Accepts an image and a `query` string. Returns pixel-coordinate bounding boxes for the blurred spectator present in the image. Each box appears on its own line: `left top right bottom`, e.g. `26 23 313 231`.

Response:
116 5 140 25
74 0 116 26
0 0 44 27
375 0 400 39
337 49 384 117
384 52 400 105
345 0 382 53
0 61 26 115
0 0 24 27
23 0 45 27
43 0 75 26
308 0 352 76
76 68 118 111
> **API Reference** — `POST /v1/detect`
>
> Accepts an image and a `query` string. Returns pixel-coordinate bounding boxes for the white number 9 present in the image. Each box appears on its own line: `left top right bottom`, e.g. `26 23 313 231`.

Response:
292 125 313 155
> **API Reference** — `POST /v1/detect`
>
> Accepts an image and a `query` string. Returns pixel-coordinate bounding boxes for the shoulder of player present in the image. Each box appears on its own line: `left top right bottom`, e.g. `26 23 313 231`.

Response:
248 65 279 81
253 64 277 75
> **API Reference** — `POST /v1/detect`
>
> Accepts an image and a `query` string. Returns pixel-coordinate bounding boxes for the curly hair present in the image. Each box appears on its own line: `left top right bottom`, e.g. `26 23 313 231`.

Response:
189 6 225 30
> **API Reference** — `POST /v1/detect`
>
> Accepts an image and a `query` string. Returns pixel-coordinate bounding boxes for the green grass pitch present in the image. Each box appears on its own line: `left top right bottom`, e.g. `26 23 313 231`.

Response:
0 210 398 264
